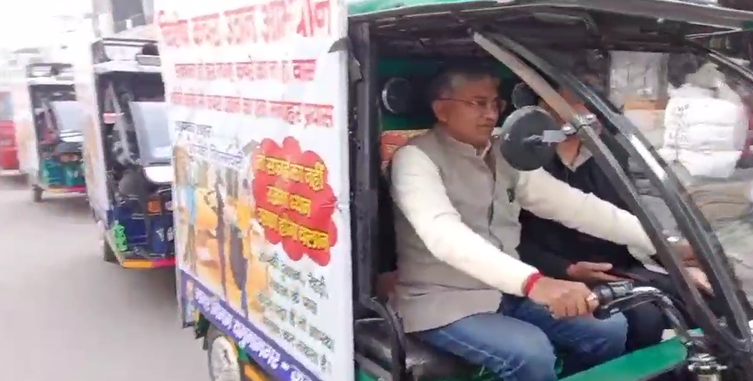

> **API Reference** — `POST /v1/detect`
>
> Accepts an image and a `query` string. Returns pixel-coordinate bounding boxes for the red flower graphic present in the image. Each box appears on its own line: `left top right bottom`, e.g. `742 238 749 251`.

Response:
251 137 338 266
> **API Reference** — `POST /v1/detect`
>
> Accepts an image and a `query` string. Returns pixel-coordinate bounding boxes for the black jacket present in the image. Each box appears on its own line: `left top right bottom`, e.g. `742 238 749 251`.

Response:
518 153 644 279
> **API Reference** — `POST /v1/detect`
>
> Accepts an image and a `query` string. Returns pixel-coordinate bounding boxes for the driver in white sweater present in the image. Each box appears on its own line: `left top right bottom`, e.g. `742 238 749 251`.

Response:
389 65 686 381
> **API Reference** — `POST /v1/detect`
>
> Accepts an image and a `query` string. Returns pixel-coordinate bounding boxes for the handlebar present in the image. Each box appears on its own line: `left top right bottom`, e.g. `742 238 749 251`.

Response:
591 280 634 304
591 281 703 350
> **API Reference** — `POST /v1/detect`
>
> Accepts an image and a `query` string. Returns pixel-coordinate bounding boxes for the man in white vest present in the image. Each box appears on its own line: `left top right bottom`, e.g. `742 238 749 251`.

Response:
390 65 660 381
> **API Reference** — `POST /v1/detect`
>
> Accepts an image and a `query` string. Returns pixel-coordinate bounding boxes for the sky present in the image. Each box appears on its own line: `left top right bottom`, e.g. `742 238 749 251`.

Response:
0 0 91 49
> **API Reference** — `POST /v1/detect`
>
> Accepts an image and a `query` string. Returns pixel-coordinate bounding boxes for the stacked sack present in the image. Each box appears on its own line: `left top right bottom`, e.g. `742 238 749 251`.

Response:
658 62 748 179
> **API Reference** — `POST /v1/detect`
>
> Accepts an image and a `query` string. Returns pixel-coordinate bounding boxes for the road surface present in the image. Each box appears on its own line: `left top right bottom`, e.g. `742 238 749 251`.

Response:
0 173 208 381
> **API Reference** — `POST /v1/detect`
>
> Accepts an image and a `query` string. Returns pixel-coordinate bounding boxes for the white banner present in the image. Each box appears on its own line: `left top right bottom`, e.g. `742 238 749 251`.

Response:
155 1 353 380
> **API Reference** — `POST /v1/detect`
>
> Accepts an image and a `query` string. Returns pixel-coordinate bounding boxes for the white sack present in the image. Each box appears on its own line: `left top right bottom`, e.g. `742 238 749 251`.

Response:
657 148 742 178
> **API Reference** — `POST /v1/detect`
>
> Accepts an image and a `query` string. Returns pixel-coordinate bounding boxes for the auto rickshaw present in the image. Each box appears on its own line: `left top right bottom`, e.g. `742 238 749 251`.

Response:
76 37 174 268
160 0 753 380
13 63 86 201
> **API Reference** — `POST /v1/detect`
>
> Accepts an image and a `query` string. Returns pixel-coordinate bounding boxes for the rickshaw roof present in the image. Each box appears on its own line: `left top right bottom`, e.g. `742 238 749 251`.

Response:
91 37 161 74
25 62 74 85
347 0 753 30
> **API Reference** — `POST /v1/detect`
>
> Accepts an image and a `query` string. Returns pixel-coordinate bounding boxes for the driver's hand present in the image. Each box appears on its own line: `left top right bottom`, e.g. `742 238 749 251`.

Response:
527 277 598 318
686 266 713 294
673 241 699 266
566 261 625 282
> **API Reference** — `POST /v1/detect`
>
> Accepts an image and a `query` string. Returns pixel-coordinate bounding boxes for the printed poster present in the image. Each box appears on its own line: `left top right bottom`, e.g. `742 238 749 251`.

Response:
155 1 353 381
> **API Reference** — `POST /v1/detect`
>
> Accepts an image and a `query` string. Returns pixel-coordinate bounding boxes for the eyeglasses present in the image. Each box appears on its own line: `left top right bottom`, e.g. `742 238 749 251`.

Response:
439 98 505 112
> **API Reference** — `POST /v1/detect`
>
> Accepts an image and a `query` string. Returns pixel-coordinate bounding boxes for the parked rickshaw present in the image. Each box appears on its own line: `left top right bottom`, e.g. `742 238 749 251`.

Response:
159 0 753 380
75 37 174 268
12 63 85 201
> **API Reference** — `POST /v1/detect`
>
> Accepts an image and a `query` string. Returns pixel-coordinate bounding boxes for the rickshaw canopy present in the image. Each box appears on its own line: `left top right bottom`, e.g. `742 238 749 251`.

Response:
347 0 753 30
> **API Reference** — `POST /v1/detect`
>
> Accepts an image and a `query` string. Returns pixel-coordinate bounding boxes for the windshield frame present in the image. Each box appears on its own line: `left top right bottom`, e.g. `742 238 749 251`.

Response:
487 31 753 349
128 100 171 166
49 100 84 134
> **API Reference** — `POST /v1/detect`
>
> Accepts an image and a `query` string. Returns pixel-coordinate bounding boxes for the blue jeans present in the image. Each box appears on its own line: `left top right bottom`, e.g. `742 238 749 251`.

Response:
416 296 628 381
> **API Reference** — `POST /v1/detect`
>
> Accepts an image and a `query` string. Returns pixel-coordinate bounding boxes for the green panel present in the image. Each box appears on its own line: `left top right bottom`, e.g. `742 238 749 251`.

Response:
356 366 495 381
348 0 753 30
347 0 480 16
378 59 437 132
561 338 687 381
377 59 514 132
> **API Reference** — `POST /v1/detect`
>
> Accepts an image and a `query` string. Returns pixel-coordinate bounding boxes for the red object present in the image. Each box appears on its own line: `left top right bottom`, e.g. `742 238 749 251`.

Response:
743 106 753 158
0 120 18 170
54 185 86 193
251 136 338 267
523 272 544 296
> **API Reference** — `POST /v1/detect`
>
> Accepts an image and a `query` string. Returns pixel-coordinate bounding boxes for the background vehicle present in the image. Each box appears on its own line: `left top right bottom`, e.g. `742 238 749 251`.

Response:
12 63 85 202
0 91 18 170
158 0 753 381
75 37 174 269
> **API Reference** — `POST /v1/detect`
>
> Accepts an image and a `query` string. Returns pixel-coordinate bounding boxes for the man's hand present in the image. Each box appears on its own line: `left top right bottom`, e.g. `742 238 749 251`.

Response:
566 261 624 282
674 242 698 266
528 277 598 318
686 266 713 294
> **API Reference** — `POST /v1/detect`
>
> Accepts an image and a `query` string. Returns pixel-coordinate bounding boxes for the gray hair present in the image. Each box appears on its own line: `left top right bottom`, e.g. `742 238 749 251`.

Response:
426 64 499 104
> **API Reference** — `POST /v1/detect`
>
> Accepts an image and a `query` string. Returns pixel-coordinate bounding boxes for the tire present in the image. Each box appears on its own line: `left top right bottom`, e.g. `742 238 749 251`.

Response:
103 238 117 263
206 325 243 381
32 186 42 203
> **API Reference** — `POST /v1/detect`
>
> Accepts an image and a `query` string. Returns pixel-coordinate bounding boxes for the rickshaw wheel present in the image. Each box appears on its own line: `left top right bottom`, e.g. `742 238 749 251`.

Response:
102 238 117 263
31 186 42 202
206 325 243 381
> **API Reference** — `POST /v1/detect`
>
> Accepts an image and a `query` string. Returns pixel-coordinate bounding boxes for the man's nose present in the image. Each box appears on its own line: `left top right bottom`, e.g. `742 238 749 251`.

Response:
482 107 499 120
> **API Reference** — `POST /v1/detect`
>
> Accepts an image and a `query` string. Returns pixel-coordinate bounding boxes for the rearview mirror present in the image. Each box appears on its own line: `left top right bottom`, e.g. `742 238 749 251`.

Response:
498 106 566 171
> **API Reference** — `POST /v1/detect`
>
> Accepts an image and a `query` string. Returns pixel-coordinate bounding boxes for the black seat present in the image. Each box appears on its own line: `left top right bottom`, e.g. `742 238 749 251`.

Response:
354 318 475 381
353 174 475 381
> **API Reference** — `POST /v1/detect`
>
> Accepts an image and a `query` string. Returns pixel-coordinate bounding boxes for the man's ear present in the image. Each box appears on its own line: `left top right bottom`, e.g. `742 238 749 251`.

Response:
431 100 448 123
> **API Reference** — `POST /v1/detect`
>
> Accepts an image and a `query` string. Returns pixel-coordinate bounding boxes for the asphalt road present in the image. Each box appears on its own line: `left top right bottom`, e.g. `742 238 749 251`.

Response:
0 173 208 381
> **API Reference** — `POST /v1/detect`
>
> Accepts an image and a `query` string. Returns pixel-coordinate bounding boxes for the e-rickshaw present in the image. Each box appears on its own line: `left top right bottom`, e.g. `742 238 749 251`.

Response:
14 63 86 201
77 37 174 268
160 0 753 380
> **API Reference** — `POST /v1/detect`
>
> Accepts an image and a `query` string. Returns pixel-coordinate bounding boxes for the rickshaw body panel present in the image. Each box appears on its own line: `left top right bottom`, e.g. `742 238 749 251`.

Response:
158 0 353 379
0 119 19 170
0 85 19 170
0 63 18 170
102 203 176 268
10 60 39 178
71 35 175 268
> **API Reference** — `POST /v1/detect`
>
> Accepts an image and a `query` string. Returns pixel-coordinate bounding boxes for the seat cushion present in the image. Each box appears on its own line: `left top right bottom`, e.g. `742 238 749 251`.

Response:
354 318 475 381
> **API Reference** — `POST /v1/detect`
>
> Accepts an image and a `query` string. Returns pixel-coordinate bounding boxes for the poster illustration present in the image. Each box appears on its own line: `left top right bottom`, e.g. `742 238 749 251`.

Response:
155 1 352 381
